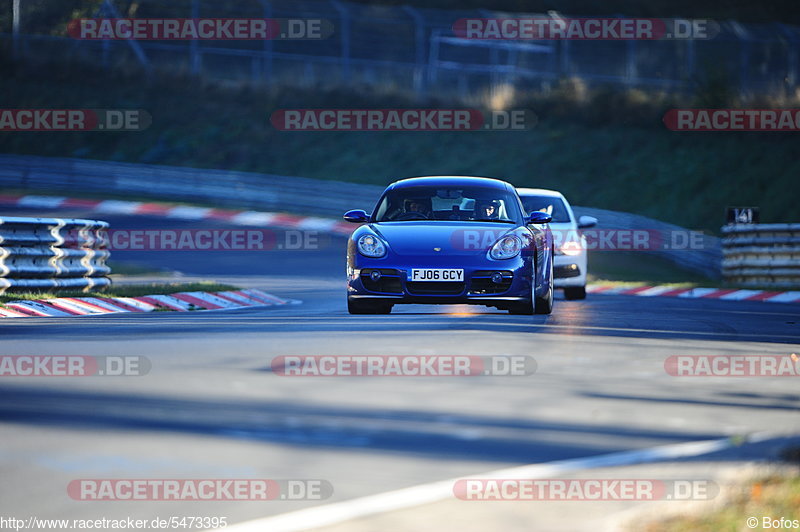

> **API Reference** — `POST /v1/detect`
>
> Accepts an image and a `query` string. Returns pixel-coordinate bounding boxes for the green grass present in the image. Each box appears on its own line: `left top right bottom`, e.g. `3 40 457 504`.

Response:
586 250 791 289
587 251 714 285
0 281 239 304
2 61 799 235
646 474 800 532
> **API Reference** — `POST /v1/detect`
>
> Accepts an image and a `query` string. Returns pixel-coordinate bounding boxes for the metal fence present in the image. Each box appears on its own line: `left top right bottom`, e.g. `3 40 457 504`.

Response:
722 223 800 288
5 0 800 97
0 216 111 293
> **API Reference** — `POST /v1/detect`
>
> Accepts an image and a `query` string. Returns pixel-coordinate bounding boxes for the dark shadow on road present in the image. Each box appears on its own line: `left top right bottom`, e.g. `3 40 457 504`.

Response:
0 385 726 464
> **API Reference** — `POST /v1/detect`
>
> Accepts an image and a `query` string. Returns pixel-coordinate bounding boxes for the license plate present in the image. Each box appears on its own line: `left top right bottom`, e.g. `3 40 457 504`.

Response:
409 269 464 282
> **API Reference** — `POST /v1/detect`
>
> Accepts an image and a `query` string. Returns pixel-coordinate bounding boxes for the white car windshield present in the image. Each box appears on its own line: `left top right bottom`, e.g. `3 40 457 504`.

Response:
521 195 572 223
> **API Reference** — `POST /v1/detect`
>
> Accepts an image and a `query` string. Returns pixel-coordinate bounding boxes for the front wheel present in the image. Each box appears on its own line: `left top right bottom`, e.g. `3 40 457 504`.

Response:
347 298 393 315
534 255 554 315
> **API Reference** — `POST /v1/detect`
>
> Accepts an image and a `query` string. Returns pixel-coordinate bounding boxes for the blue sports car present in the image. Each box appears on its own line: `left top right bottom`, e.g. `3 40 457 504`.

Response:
343 176 554 315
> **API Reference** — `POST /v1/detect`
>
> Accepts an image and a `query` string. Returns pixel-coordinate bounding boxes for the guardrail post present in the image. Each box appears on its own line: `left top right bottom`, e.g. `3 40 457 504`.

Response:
12 0 20 60
402 5 426 95
262 0 273 81
331 0 351 82
623 14 638 86
190 0 201 75
427 30 442 86
729 21 752 97
778 23 798 93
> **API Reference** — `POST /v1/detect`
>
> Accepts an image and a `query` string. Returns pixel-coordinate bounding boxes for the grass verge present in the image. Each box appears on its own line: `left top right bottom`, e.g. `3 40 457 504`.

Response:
587 251 713 286
646 473 800 532
0 281 239 305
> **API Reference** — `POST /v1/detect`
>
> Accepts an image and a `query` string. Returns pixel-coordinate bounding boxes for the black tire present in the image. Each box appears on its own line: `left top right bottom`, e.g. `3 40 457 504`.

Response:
507 298 533 315
534 256 554 315
507 258 534 315
564 286 587 300
347 299 393 315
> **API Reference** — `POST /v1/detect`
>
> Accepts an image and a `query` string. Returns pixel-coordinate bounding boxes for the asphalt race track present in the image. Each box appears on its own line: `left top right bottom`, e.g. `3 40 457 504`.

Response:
1 206 799 526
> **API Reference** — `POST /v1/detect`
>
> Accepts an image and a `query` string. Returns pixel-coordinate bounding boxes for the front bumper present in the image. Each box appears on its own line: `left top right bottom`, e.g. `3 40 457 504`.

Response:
553 253 587 288
347 261 532 306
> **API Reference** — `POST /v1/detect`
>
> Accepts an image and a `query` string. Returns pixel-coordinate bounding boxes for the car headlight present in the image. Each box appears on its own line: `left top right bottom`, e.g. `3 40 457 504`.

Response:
489 235 521 260
560 240 583 256
357 233 387 258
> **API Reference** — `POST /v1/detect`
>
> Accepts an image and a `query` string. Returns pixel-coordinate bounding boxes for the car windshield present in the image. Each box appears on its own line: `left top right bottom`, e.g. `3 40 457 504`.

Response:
520 195 572 223
374 185 521 222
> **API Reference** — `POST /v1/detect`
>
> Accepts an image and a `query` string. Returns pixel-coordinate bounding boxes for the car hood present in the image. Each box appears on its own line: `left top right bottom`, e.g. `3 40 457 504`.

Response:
369 222 517 255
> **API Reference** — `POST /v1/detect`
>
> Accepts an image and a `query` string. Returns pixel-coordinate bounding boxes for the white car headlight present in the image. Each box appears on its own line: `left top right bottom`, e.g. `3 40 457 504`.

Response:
489 235 521 260
560 240 583 256
357 233 387 258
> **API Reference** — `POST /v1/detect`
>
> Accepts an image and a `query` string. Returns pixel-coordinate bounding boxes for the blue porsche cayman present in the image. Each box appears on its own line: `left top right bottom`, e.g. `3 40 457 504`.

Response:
343 176 554 315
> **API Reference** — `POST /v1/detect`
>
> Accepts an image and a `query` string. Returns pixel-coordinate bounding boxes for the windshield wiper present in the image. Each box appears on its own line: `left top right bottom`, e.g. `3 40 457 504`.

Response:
472 218 515 223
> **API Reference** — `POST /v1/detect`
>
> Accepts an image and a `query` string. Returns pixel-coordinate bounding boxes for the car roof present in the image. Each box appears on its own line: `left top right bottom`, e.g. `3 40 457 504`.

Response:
388 176 512 191
516 187 566 199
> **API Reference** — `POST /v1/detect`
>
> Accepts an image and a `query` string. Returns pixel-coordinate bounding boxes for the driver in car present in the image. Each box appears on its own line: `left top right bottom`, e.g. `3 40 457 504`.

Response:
476 200 500 219
404 199 430 216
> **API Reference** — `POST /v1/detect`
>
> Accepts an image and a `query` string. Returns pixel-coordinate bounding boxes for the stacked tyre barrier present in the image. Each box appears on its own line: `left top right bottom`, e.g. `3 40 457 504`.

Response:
0 217 111 294
721 223 800 288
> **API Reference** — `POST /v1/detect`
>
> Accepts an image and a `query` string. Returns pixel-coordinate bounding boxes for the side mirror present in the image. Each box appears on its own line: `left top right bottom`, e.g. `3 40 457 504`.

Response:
344 209 370 223
527 211 552 224
577 215 598 229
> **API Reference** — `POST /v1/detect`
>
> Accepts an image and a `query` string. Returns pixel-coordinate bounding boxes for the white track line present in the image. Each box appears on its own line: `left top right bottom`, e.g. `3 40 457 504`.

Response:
218 436 737 532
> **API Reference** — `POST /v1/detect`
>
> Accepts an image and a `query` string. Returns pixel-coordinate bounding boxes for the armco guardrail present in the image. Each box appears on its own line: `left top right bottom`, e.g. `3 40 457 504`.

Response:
0 154 383 218
0 154 722 279
721 223 800 288
0 216 111 294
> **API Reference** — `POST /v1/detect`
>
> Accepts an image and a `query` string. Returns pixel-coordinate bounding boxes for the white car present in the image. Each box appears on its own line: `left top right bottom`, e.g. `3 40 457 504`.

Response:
517 188 597 300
